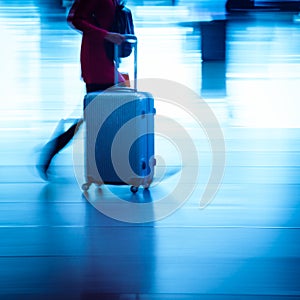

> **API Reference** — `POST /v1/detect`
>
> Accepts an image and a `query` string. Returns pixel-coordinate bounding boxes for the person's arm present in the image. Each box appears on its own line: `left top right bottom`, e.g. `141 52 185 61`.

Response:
67 0 124 44
67 0 108 39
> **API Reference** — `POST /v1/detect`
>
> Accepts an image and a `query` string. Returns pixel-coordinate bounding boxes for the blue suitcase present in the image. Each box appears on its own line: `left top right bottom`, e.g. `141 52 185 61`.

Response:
82 36 156 193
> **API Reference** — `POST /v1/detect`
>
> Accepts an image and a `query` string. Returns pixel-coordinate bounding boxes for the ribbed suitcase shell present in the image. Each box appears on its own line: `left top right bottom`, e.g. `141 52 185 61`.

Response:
83 88 155 191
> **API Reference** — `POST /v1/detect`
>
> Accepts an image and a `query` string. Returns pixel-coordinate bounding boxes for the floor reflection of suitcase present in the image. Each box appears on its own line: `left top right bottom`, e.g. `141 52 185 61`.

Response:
82 36 156 193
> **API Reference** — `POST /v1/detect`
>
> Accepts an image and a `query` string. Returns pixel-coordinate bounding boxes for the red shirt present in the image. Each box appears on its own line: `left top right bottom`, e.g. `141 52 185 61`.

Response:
67 0 124 85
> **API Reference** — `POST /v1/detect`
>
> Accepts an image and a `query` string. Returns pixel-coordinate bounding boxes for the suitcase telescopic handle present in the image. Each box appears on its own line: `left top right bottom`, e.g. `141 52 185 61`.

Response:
114 35 138 91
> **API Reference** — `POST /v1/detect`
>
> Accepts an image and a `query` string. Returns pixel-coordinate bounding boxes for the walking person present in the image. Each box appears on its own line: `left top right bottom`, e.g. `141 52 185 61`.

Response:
37 0 125 180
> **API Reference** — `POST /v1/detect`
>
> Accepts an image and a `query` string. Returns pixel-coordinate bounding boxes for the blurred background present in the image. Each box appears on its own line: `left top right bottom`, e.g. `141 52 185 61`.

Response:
1 0 300 299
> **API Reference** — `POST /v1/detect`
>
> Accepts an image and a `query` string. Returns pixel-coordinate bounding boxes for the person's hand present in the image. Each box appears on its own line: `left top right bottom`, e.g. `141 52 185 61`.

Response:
104 32 125 45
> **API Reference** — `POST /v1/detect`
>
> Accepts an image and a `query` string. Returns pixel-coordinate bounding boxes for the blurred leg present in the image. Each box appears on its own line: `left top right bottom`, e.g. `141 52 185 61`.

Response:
37 119 83 180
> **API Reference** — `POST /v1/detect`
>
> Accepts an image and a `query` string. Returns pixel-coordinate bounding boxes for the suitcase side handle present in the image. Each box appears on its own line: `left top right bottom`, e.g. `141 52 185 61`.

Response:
114 35 138 91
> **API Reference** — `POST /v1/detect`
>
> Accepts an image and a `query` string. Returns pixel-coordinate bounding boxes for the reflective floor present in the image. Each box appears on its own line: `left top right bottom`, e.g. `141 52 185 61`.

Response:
1 1 300 299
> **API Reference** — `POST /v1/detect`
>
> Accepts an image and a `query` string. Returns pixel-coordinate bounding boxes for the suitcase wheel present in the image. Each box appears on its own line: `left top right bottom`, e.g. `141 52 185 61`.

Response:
82 183 91 191
130 186 139 193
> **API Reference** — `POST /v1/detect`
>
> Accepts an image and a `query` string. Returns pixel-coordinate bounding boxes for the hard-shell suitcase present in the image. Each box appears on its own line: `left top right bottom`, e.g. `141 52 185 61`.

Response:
82 35 156 193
